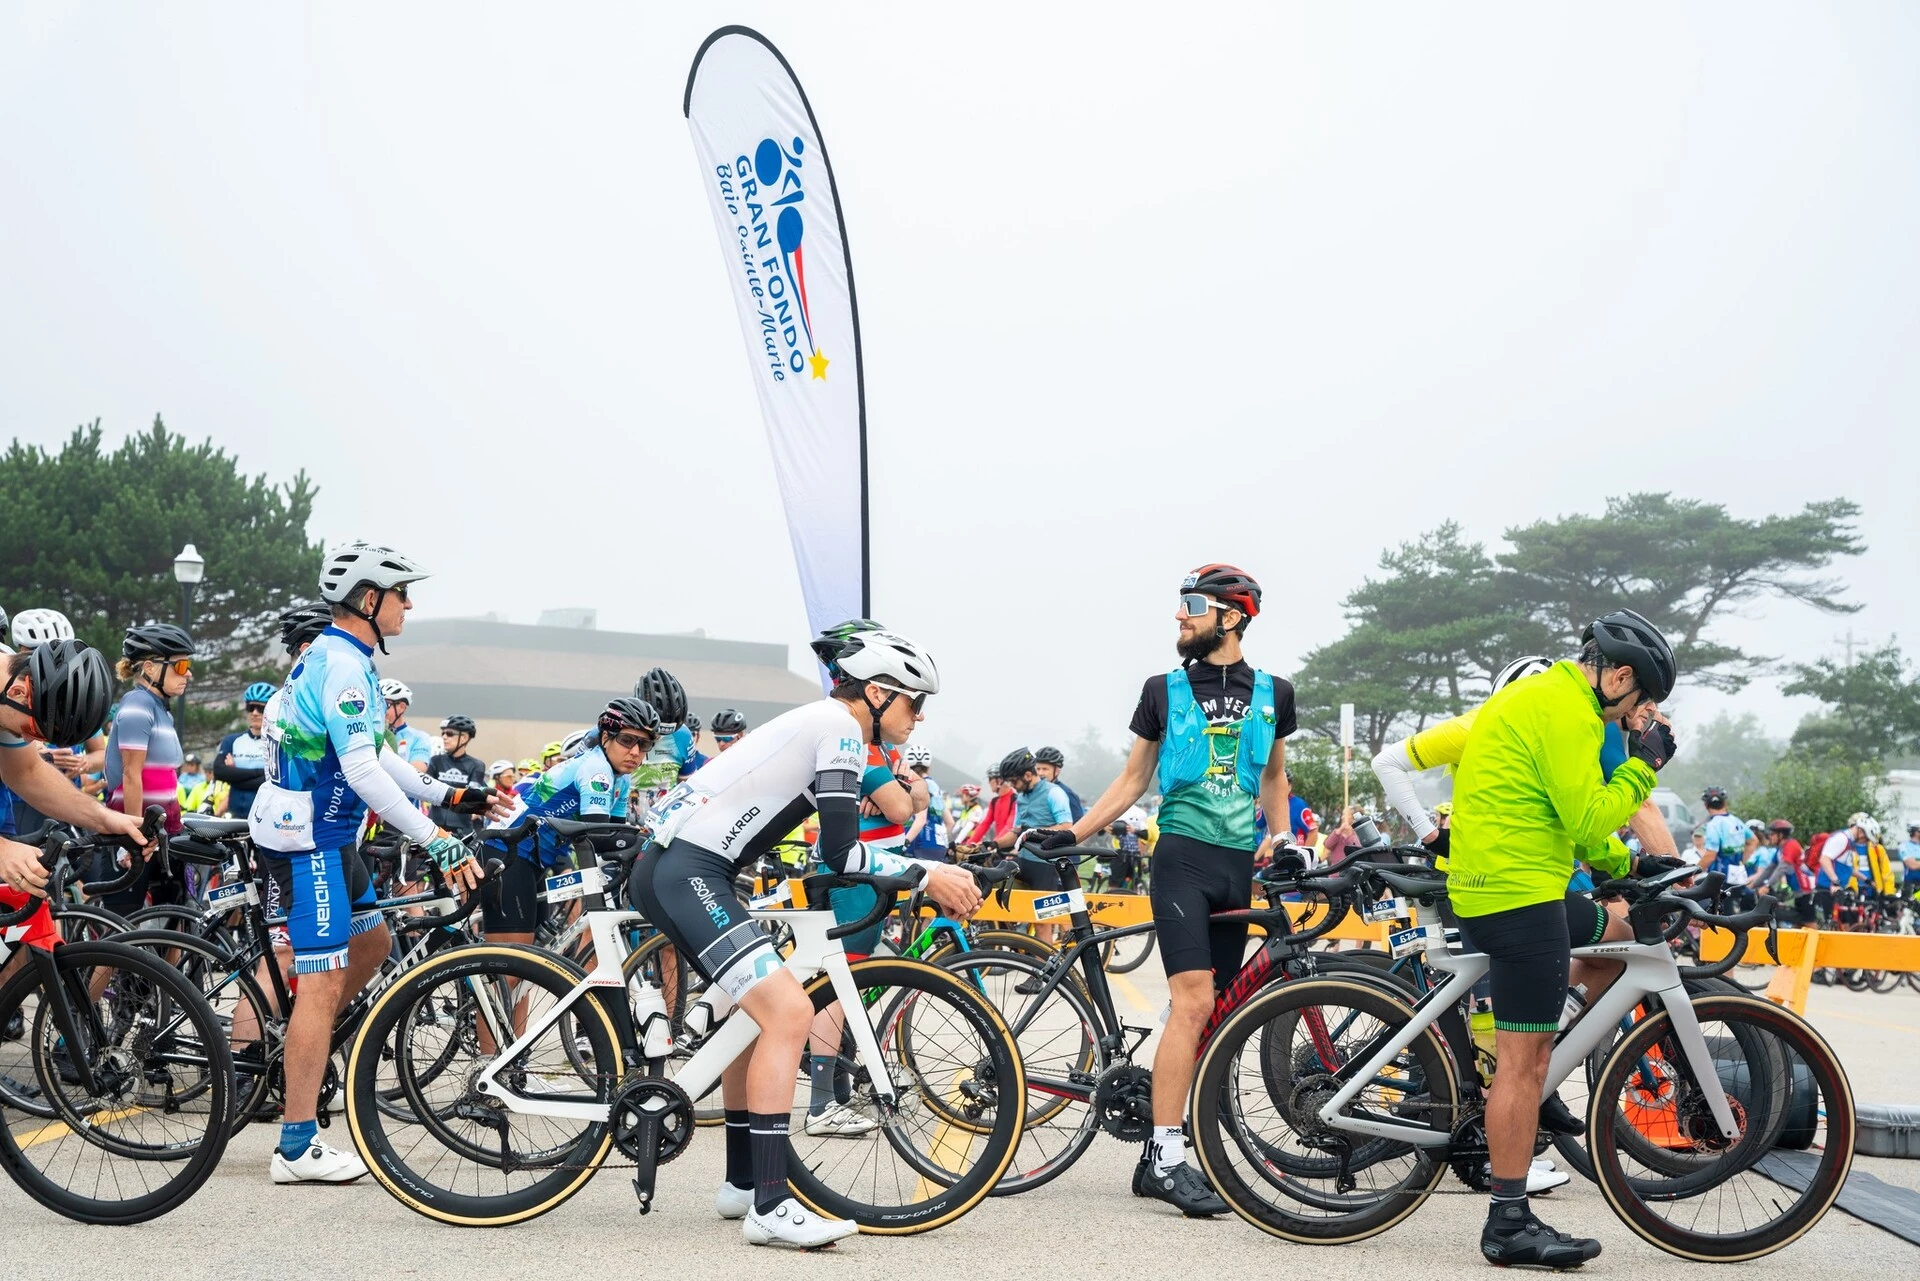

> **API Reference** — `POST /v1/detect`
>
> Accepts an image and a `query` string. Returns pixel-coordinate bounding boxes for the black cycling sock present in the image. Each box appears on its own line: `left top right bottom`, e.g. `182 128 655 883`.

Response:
750 1111 790 1214
724 1109 752 1189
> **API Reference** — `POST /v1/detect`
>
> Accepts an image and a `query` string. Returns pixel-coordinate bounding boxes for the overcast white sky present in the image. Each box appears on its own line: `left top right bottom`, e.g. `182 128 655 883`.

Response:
4 3 1917 773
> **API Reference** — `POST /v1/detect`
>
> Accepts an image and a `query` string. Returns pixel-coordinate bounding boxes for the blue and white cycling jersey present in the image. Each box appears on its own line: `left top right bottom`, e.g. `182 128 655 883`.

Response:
491 746 630 867
909 777 948 855
389 721 435 767
1698 813 1749 874
1015 779 1073 830
251 627 384 853
631 724 695 814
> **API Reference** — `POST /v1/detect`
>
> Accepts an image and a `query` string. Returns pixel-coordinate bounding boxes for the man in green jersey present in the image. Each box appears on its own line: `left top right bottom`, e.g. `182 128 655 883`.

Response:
1450 609 1679 1268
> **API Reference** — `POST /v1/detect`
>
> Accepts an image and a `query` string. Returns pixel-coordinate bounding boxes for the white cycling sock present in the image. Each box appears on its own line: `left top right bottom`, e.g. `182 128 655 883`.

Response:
1150 1125 1186 1176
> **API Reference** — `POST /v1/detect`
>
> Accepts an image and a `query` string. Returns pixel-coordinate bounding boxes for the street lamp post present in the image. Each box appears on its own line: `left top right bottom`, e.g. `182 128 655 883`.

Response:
172 543 204 730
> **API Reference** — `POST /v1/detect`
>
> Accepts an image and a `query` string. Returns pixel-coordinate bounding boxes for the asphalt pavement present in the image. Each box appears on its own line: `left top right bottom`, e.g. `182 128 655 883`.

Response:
7 966 1919 1281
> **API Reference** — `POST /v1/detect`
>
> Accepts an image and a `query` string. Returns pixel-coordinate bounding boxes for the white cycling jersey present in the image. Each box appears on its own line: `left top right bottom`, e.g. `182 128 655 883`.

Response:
646 699 912 876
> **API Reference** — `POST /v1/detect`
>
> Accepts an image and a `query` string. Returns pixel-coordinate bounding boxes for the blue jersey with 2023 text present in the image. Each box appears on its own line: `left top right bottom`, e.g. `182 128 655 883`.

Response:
494 745 630 866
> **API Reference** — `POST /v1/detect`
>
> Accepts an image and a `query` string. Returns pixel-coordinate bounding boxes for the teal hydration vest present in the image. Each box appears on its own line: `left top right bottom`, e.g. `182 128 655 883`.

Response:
1156 667 1278 797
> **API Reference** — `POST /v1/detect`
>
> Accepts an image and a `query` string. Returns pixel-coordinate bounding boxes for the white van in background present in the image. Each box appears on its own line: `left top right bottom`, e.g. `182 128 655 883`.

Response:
1649 788 1697 847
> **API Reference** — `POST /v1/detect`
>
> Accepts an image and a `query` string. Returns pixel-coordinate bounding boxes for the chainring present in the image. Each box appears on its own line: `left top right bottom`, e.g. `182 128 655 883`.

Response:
1448 1112 1491 1191
610 1076 695 1164
1092 1063 1154 1141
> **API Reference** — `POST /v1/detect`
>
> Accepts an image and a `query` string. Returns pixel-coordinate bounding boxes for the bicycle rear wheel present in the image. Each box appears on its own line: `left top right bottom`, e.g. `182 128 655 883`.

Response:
346 943 620 1226
0 940 232 1224
789 958 1023 1233
935 948 1104 1194
1589 994 1854 1260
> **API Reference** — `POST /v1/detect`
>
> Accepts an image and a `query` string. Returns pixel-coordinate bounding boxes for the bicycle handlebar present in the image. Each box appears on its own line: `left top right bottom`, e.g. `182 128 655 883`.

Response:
0 806 168 926
798 871 926 941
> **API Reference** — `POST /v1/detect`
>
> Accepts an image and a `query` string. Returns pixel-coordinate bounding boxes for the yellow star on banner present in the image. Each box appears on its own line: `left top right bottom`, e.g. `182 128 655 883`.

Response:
808 349 830 380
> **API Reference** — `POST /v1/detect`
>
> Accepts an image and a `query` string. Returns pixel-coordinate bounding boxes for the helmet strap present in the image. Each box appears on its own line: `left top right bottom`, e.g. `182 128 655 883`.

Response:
350 587 392 654
865 686 898 745
1589 666 1633 711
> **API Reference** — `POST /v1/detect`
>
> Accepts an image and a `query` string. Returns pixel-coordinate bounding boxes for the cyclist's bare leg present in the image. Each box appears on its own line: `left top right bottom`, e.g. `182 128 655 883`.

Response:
726 970 811 1113
1150 969 1215 1124
281 924 387 1124
1567 911 1632 999
1486 1027 1552 1181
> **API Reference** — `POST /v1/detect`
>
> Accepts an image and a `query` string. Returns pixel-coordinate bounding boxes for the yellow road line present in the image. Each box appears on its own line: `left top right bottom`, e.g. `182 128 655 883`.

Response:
912 1069 977 1202
15 1105 147 1149
1108 970 1155 1018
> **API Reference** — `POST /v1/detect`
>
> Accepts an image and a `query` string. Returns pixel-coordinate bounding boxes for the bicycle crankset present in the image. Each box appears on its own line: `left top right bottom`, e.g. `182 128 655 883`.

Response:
1093 1063 1154 1141
610 1076 695 1165
1448 1113 1492 1191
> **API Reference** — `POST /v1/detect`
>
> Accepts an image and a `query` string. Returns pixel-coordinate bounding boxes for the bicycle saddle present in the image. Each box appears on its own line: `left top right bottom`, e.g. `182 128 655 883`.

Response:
182 815 250 839
1373 866 1449 901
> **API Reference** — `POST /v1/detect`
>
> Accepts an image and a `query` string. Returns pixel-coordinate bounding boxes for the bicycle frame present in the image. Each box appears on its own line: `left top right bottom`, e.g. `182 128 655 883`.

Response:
472 905 899 1121
1316 936 1737 1145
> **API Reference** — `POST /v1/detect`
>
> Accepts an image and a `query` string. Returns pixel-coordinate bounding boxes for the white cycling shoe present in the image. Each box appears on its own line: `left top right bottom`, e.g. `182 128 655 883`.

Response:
744 1196 859 1248
715 1181 755 1220
272 1140 368 1184
1476 1156 1569 1195
803 1104 877 1138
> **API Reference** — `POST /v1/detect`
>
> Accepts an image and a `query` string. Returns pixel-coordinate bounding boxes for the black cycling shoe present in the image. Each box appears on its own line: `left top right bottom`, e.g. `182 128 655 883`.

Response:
1132 1157 1227 1217
1537 1092 1585 1137
1480 1201 1601 1269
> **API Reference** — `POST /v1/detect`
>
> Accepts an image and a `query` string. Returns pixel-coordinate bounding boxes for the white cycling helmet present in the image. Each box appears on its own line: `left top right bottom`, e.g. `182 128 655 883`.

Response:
1492 654 1552 692
833 630 940 694
488 758 515 778
1848 812 1881 838
560 728 589 758
319 542 430 604
378 678 413 704
11 608 75 650
902 743 934 769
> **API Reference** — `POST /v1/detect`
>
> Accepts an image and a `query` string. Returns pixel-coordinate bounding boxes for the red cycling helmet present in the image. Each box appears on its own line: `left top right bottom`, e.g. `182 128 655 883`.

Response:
1182 563 1262 620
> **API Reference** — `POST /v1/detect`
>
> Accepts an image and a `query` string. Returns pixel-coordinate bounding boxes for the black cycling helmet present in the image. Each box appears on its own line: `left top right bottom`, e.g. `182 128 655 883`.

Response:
1702 786 1728 809
19 640 114 745
122 622 195 662
1181 563 1262 621
998 747 1039 781
439 715 477 737
1582 608 1676 704
685 713 701 734
1035 746 1066 768
278 601 332 655
633 667 687 725
598 696 661 740
711 708 748 735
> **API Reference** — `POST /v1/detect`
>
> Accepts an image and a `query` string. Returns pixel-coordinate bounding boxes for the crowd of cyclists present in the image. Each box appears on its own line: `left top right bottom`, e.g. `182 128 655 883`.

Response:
0 551 1882 1265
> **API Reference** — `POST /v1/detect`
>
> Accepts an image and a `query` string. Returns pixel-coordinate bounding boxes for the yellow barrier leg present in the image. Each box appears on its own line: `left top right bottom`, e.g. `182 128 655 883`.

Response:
1766 931 1819 1015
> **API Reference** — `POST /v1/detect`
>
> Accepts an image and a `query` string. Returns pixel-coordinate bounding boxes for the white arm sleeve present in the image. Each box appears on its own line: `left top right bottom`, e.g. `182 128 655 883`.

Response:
380 747 449 804
342 742 438 842
1372 740 1437 842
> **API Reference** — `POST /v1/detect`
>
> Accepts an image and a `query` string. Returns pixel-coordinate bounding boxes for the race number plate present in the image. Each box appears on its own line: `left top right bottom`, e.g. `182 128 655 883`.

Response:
541 865 607 904
1388 924 1429 958
1363 896 1409 924
1032 889 1088 920
205 880 255 910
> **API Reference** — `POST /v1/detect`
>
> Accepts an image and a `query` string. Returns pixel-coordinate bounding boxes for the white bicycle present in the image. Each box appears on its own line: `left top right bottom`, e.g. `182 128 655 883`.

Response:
1190 859 1856 1262
342 866 1025 1234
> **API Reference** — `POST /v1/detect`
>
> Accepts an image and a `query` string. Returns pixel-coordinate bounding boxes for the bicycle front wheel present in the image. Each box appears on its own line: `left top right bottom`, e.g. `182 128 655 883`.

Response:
1588 993 1854 1261
790 958 1024 1233
345 943 620 1227
1191 976 1454 1244
0 939 233 1224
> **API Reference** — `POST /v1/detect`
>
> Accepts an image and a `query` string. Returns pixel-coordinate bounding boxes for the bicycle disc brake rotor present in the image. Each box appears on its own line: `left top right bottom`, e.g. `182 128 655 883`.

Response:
1093 1063 1154 1141
610 1077 695 1164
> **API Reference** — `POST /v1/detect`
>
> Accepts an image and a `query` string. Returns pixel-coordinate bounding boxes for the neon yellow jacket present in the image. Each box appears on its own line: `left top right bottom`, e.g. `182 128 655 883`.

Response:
1448 662 1655 916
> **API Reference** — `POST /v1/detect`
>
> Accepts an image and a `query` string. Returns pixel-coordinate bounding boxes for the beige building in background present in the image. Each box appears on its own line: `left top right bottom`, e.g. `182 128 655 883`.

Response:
378 618 821 763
